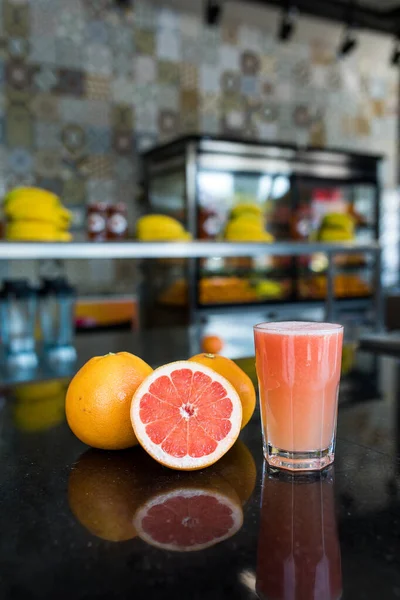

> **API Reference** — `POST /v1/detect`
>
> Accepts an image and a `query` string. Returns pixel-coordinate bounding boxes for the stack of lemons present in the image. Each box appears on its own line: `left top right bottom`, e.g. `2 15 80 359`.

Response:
317 213 355 242
4 187 72 241
224 203 274 242
136 214 192 241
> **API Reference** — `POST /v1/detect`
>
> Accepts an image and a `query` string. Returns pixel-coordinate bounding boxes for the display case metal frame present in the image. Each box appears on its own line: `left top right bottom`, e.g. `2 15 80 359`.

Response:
142 135 383 327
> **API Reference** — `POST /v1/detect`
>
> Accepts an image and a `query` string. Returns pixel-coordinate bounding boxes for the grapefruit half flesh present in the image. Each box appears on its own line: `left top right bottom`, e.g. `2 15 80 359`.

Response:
134 487 243 551
130 361 242 470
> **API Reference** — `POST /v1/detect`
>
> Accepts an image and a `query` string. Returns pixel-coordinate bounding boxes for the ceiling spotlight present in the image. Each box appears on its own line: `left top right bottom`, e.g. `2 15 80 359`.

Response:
278 5 298 43
205 0 222 27
337 27 357 58
390 38 400 66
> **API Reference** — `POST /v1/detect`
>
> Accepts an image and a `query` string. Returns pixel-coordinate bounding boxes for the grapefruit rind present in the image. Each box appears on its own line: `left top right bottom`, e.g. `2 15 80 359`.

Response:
130 361 243 470
133 487 243 551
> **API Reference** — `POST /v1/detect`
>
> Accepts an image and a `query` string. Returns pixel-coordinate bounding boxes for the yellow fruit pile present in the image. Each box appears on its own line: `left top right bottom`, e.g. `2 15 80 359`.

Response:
224 203 274 242
4 187 72 241
317 213 355 242
136 214 192 241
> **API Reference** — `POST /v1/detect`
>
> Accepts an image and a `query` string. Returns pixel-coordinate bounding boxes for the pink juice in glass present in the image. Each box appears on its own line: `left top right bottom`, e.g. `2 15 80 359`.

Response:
254 322 343 471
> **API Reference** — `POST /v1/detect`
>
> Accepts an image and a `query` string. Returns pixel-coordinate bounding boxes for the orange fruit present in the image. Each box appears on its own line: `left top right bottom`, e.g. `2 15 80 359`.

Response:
201 335 224 354
131 360 242 470
66 352 152 450
213 440 257 505
188 353 256 430
134 471 243 551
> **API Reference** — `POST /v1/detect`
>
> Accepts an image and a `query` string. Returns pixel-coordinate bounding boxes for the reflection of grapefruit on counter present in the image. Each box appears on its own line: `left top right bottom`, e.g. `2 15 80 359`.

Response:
213 440 257 505
68 449 143 542
134 472 243 552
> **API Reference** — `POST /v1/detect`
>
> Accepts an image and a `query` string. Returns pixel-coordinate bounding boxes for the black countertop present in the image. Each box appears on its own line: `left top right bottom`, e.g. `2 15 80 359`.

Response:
1 332 400 599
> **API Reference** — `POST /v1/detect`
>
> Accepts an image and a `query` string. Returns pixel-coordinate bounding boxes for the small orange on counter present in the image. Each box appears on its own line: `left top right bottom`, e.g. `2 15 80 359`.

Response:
188 353 256 429
201 335 224 354
66 352 153 450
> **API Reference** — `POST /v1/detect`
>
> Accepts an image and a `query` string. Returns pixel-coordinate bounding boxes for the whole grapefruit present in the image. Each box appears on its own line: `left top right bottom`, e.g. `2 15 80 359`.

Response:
188 353 256 429
66 352 152 450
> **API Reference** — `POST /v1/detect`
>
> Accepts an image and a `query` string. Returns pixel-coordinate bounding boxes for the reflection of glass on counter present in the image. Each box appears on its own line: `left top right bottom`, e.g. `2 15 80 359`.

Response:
257 467 342 600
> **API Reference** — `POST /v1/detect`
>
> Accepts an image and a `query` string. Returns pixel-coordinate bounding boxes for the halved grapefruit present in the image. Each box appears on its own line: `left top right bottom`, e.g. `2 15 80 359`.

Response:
134 478 243 551
130 361 242 470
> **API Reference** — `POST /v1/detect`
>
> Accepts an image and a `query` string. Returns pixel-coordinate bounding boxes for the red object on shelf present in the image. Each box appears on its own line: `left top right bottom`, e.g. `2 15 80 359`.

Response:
87 202 108 241
107 203 128 240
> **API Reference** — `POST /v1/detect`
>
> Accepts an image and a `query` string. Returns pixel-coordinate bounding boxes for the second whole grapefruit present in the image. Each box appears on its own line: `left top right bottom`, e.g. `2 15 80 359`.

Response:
188 353 256 429
66 352 153 450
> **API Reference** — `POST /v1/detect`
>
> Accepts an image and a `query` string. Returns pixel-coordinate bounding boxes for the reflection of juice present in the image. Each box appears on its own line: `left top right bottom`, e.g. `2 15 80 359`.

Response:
256 468 342 600
254 322 343 460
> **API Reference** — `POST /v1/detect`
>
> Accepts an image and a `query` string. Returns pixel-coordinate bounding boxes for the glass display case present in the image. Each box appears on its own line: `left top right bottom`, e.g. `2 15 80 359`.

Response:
141 136 382 334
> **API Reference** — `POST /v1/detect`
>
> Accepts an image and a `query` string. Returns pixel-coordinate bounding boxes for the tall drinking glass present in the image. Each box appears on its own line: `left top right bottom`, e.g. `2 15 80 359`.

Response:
254 322 343 471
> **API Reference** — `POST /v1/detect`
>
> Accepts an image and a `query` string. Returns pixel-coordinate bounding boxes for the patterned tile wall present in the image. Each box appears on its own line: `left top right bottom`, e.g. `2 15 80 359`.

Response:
0 0 398 230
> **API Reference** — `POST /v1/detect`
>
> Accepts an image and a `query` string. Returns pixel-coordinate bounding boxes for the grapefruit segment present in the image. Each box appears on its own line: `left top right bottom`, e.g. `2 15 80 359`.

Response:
131 361 242 470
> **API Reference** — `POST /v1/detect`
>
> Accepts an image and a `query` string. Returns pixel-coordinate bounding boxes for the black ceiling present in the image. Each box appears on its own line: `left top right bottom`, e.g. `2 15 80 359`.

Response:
252 0 400 35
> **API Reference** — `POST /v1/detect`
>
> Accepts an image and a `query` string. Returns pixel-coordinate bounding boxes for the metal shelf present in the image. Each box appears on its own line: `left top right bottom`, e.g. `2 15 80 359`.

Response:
0 240 381 260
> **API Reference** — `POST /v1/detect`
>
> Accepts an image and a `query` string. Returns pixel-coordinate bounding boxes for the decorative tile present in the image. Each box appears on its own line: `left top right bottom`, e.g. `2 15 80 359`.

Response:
241 51 261 75
85 99 110 127
156 84 179 110
87 126 111 154
84 155 112 178
156 30 180 61
61 123 86 156
86 19 109 45
157 60 180 85
8 37 29 59
6 104 34 148
201 113 219 134
85 44 112 76
85 74 111 100
7 148 33 174
112 77 135 104
134 1 156 30
110 24 134 54
36 177 63 197
34 150 61 178
180 63 198 90
35 122 61 150
5 61 33 90
113 130 133 154
82 0 112 20
30 35 57 65
241 75 259 97
55 39 83 70
135 29 155 56
60 98 87 123
113 156 135 182
62 176 87 205
56 69 84 96
135 133 157 153
31 94 59 122
181 36 202 64
200 65 220 93
237 25 263 52
112 104 134 130
34 66 58 92
4 3 30 37
86 179 116 205
57 9 84 43
113 53 133 77
157 7 179 32
220 45 240 71
136 55 156 84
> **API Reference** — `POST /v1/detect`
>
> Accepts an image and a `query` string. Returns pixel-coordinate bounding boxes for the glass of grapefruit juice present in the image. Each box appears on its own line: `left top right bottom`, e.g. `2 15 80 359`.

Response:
254 322 343 471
